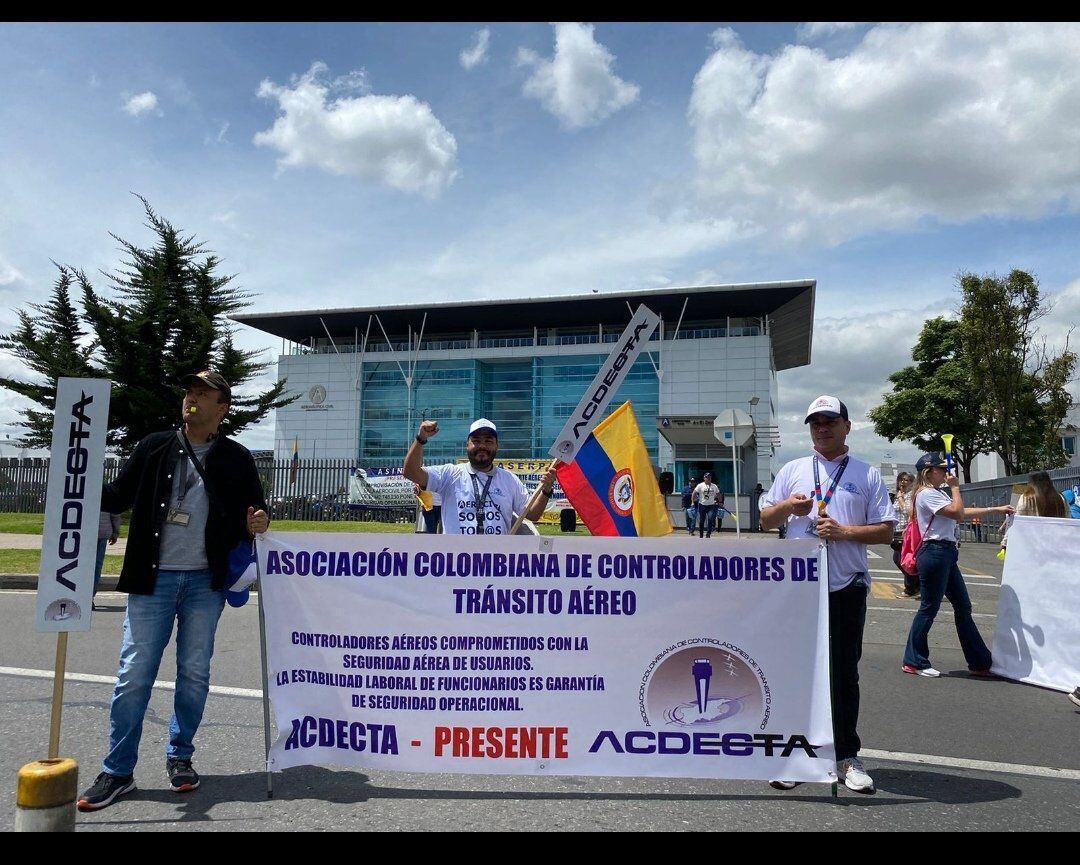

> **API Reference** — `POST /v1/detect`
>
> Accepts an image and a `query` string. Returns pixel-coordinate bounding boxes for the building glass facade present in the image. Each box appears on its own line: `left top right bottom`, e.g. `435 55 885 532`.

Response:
355 354 660 468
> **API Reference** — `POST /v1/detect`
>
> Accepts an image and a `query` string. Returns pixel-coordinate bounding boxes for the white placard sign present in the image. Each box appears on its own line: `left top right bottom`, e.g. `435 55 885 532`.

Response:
547 304 661 464
258 532 835 782
35 377 111 633
992 515 1080 692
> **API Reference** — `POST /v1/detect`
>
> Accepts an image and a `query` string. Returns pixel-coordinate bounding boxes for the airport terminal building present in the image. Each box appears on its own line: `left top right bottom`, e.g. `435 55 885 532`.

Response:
234 281 814 502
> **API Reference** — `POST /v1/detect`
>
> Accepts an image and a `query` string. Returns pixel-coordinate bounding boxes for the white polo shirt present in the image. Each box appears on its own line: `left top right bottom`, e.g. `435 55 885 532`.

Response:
693 482 721 506
425 463 529 535
914 487 958 542
762 449 897 591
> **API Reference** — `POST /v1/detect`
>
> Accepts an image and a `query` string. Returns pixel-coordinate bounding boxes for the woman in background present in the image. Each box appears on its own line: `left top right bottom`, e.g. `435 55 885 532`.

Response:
892 472 917 596
1000 471 1067 552
902 454 1013 678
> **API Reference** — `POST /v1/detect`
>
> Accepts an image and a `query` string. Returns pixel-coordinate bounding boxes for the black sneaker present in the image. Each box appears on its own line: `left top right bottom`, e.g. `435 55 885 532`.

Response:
77 771 135 811
1070 687 1080 709
166 757 200 792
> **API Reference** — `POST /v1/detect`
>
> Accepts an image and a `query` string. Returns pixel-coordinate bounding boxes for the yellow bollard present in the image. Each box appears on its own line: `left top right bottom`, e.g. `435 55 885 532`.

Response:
15 758 78 832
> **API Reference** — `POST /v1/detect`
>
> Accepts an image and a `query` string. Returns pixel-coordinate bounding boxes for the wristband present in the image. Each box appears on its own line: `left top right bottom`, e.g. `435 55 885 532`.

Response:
541 487 554 497
416 436 428 445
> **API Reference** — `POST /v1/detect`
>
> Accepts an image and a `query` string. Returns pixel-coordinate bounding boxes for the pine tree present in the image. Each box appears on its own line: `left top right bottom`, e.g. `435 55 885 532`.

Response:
0 197 295 453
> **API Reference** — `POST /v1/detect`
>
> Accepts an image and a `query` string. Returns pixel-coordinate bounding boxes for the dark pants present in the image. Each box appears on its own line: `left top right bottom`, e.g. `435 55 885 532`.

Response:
697 504 717 537
830 580 868 761
903 541 991 671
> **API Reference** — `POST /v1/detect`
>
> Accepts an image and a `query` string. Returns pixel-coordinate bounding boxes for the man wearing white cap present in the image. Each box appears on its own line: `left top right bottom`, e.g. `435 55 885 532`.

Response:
404 418 557 535
759 395 896 794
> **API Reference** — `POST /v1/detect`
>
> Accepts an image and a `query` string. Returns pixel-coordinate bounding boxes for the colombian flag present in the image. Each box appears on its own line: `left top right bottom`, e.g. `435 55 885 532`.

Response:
556 401 672 537
289 437 299 486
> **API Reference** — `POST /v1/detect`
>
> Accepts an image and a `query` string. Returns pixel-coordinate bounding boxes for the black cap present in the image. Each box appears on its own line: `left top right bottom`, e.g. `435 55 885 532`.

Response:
181 370 232 403
915 453 946 471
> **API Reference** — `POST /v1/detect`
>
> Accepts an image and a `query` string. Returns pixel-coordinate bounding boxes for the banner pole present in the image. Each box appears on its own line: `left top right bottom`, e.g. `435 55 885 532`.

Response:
254 540 274 799
510 460 558 535
47 633 68 759
822 543 838 799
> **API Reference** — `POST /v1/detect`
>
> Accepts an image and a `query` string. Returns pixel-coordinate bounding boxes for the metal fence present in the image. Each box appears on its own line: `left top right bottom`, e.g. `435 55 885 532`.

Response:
0 455 415 524
956 465 1080 543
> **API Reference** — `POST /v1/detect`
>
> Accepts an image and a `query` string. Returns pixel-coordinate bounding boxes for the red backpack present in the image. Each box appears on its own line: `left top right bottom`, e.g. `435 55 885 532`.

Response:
898 491 935 577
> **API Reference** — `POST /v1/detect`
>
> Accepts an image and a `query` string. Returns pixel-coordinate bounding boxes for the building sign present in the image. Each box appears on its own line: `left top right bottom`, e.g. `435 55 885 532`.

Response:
302 384 333 412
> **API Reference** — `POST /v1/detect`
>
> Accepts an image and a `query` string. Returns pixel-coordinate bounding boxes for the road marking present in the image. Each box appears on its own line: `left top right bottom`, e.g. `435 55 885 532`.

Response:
7 668 1076 781
861 748 1080 782
866 605 996 619
866 550 881 559
870 575 999 588
0 666 263 699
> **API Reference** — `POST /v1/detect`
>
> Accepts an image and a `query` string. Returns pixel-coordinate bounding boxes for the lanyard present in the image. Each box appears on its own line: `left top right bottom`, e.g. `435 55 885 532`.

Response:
175 453 201 509
812 456 849 513
175 431 212 509
469 471 495 532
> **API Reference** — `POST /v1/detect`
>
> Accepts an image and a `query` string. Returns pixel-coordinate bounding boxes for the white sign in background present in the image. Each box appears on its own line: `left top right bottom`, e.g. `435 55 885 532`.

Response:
992 516 1080 692
258 533 834 782
36 377 111 633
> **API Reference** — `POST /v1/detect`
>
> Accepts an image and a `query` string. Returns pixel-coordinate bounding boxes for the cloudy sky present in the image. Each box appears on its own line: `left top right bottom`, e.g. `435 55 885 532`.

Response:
1 22 1078 464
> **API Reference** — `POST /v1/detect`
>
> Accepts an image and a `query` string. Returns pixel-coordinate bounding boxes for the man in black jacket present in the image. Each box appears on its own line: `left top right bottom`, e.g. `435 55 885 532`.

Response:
78 371 268 811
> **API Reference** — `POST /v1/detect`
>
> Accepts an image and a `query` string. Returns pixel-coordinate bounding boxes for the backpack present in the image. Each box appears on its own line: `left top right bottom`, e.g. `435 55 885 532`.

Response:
898 491 935 577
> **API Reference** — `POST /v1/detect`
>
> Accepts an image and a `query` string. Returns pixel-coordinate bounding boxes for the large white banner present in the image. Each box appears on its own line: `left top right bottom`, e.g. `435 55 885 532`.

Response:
992 516 1080 692
258 533 835 782
36 377 111 633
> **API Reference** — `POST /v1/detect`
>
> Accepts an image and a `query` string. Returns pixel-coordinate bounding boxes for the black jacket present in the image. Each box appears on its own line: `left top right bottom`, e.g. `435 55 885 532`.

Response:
102 430 268 595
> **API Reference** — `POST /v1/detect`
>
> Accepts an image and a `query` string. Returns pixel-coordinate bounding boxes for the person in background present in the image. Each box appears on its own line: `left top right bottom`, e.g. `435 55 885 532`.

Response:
751 482 765 532
692 472 721 538
681 476 697 534
891 472 918 597
1063 487 1080 520
1000 470 1068 552
92 508 122 611
902 454 1013 678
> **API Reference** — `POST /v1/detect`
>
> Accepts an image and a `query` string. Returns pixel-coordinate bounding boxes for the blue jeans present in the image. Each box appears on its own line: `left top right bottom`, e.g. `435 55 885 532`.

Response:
903 542 991 671
697 505 717 537
93 537 108 596
103 569 227 777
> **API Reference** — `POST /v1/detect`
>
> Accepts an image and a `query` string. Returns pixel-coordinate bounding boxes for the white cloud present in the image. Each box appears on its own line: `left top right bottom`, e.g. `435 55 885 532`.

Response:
795 22 863 43
0 255 23 287
518 23 639 130
204 121 230 146
123 91 161 117
460 28 491 70
689 23 1080 246
254 61 458 198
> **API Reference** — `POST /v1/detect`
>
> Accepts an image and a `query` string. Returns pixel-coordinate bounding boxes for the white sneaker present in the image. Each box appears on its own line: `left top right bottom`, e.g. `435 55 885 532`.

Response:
768 780 800 790
837 758 875 793
902 664 941 678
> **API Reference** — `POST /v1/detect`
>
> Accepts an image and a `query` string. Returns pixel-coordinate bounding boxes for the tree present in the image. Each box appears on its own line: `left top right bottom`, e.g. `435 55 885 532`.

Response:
0 197 296 453
868 317 993 482
958 269 1076 476
0 265 99 448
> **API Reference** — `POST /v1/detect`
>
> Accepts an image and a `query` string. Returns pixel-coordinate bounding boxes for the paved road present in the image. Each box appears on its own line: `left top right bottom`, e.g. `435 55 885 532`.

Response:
3 539 1077 831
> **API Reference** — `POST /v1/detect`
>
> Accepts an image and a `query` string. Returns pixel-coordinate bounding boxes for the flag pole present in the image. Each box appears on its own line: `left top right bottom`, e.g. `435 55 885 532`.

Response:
253 537 274 799
510 460 558 535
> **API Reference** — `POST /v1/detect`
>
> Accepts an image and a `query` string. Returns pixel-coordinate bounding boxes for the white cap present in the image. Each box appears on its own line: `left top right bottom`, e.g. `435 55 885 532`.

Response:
804 395 848 423
469 418 498 437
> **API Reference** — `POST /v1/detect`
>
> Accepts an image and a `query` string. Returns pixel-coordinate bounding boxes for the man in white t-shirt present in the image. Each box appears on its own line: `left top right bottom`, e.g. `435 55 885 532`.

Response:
759 395 896 794
403 417 556 535
692 472 722 538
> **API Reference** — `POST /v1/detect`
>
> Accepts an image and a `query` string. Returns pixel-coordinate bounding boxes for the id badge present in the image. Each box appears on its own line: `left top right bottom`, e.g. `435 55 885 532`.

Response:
805 519 819 538
166 507 190 527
